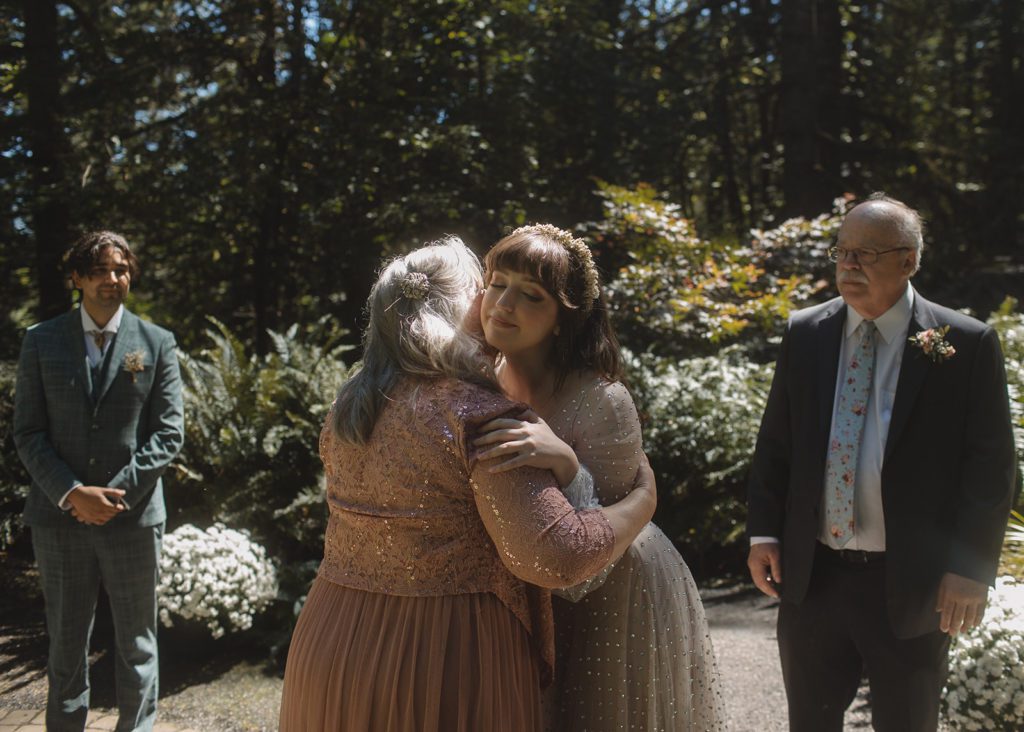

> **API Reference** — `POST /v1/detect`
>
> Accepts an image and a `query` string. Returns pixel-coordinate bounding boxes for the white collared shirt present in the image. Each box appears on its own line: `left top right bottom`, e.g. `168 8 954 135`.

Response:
81 304 124 367
751 285 914 551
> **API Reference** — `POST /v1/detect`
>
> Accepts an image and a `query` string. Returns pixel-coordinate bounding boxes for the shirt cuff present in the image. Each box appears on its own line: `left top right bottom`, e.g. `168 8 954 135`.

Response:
59 483 83 510
750 536 780 545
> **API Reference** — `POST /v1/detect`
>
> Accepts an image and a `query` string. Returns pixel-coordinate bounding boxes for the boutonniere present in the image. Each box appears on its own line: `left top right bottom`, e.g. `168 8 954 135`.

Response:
908 325 956 363
123 350 147 382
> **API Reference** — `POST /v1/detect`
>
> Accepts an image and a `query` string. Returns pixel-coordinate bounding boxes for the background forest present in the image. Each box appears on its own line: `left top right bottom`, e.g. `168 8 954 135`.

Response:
1 0 1022 645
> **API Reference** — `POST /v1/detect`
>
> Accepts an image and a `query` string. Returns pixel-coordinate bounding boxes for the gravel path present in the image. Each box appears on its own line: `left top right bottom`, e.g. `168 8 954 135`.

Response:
2 583 884 731
703 584 875 731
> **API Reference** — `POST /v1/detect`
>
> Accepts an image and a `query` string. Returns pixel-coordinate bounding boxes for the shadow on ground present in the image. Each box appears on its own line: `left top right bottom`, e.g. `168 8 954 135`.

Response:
1 549 283 731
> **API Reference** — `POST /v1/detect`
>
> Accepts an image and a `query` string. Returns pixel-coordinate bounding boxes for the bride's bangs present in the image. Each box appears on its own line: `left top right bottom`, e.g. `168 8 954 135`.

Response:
484 233 569 299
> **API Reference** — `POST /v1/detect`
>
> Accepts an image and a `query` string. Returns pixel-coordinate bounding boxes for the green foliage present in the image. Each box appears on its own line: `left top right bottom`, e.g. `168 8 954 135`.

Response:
987 297 1024 504
5 1 1019 357
588 182 833 359
1001 511 1024 581
625 347 774 571
171 316 352 565
0 361 30 549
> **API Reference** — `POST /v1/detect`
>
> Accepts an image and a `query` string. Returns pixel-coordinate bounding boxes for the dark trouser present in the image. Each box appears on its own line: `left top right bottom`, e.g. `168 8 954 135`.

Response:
32 523 163 732
777 543 949 732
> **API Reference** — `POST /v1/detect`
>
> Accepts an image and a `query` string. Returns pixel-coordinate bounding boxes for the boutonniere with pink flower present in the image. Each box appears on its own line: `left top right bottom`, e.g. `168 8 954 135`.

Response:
908 325 956 363
123 350 146 383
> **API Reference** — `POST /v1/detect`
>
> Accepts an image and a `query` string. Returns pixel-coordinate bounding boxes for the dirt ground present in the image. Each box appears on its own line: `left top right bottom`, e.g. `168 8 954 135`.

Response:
1 563 892 732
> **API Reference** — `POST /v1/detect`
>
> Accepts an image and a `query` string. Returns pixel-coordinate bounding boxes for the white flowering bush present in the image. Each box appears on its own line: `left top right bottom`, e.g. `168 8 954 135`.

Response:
988 298 1024 492
942 577 1024 730
158 523 279 639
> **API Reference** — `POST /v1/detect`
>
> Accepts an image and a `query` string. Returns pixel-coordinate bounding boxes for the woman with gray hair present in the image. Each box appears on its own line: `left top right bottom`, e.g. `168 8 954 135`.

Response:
278 237 657 732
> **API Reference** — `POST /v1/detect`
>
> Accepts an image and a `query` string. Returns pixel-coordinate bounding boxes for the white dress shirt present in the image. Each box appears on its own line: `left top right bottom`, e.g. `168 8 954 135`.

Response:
81 304 124 367
751 285 914 551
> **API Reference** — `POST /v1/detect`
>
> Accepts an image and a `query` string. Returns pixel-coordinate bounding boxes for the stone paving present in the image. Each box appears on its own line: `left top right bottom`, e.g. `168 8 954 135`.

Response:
0 708 197 731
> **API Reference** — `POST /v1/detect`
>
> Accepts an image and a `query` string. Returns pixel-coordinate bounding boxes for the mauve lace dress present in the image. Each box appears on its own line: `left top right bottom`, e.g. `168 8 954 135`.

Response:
278 377 615 732
543 375 727 731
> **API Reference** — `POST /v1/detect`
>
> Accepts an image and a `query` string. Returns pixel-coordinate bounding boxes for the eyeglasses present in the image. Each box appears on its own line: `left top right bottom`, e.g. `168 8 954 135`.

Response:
827 246 911 264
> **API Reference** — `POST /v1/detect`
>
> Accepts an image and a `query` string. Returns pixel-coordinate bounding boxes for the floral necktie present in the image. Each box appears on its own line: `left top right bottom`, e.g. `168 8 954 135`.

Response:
91 330 107 351
824 320 877 547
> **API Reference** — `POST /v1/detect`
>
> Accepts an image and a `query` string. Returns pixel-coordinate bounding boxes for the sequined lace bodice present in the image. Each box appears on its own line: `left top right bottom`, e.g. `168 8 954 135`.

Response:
317 376 615 680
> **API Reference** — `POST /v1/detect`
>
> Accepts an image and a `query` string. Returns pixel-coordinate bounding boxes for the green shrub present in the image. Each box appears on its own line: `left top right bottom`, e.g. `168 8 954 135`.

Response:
583 182 840 360
625 347 774 574
170 315 352 568
987 297 1024 505
0 361 30 550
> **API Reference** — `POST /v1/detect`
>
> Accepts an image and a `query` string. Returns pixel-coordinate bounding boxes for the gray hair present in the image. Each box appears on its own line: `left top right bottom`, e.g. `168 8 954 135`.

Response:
865 192 925 273
332 236 496 443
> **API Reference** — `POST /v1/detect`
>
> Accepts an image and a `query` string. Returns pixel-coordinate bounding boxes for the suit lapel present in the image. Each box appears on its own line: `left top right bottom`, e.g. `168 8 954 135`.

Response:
815 300 847 439
64 309 95 404
884 293 937 459
94 310 138 406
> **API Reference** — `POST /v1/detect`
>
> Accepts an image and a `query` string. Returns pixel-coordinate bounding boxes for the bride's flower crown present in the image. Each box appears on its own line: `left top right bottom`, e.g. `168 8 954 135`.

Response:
511 223 600 311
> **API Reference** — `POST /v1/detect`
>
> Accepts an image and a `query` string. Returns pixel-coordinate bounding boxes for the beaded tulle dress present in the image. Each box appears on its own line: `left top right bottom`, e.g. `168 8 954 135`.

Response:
543 374 727 731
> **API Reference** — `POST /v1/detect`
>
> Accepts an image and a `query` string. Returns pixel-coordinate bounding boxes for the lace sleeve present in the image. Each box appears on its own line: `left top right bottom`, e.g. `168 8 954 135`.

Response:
468 459 615 590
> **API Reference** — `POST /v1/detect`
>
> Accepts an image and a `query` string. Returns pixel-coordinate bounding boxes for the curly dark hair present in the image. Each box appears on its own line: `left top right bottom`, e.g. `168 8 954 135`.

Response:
62 230 140 287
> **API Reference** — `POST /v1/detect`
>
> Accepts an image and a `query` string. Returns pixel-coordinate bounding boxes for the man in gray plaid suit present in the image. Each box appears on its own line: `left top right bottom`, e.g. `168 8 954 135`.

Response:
14 231 184 732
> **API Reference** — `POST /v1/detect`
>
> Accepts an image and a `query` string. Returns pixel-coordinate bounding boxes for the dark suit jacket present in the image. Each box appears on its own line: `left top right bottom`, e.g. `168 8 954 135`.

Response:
747 289 1016 638
14 307 185 529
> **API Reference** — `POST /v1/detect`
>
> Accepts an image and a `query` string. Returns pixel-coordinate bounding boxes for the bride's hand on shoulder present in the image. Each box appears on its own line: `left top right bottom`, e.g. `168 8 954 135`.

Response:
474 409 580 486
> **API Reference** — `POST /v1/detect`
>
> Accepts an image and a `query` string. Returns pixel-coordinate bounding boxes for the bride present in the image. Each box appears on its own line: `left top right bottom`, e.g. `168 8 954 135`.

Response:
474 224 726 731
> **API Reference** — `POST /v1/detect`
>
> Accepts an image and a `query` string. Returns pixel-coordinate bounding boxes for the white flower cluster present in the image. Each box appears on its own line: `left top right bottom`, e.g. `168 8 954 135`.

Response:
942 576 1024 730
157 523 278 639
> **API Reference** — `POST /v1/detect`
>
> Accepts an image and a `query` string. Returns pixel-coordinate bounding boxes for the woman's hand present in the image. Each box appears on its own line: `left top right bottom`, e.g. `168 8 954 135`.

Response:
474 409 580 487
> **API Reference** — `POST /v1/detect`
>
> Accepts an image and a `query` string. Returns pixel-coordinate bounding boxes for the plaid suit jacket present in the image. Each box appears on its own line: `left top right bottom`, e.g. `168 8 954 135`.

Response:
14 307 184 528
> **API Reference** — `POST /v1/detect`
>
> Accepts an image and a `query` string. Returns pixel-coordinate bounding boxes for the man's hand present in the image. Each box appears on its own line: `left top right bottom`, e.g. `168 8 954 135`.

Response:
748 542 782 599
67 485 125 526
936 572 989 636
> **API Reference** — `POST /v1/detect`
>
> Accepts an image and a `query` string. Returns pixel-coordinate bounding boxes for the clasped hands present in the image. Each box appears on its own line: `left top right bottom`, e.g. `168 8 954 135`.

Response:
747 542 989 635
68 485 126 525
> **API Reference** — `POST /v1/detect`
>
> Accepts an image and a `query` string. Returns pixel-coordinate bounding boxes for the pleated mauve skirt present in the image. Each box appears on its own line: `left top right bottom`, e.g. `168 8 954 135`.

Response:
279 576 544 732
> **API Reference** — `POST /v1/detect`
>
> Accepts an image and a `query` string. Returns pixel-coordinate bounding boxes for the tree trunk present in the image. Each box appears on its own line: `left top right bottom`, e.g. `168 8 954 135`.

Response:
24 0 72 320
709 2 744 232
987 0 1023 253
780 0 841 217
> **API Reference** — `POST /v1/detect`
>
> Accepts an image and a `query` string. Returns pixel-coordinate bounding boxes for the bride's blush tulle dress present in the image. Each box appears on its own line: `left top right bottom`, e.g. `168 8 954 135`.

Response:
544 375 727 731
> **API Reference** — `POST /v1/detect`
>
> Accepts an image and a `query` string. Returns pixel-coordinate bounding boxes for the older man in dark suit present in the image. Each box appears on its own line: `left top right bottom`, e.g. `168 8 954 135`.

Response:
746 194 1016 731
14 231 184 732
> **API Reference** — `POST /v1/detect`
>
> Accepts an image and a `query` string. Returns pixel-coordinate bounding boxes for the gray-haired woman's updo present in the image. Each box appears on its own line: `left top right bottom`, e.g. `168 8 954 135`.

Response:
332 236 496 443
